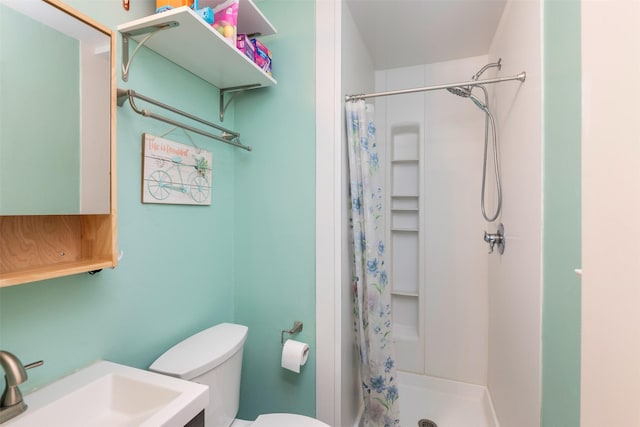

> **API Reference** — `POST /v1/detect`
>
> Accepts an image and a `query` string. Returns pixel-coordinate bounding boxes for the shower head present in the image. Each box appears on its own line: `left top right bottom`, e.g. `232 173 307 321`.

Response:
446 86 472 98
447 85 489 113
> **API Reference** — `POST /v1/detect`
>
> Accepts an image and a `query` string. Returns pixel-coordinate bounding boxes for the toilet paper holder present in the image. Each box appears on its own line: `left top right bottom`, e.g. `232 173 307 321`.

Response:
281 321 303 345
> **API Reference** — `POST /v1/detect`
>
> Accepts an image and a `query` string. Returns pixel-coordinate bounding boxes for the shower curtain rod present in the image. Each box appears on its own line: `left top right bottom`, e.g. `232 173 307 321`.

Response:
344 72 526 102
117 88 252 151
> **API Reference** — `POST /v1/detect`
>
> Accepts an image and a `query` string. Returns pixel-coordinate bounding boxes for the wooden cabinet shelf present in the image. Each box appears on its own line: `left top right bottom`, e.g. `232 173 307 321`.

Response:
118 2 277 90
0 214 117 287
0 259 115 288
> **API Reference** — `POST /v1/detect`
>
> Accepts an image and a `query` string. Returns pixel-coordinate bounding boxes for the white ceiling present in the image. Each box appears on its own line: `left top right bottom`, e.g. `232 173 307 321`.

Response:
345 0 507 70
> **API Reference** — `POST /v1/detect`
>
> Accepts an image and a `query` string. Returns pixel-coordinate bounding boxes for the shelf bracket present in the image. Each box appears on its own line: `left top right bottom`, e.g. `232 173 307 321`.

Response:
121 21 179 82
219 84 261 122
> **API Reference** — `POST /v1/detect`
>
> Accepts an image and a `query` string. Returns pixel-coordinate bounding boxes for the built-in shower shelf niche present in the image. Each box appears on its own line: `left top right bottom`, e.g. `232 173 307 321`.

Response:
392 210 419 229
392 165 419 196
388 123 423 348
391 195 419 211
391 231 419 293
391 124 421 160
392 293 420 340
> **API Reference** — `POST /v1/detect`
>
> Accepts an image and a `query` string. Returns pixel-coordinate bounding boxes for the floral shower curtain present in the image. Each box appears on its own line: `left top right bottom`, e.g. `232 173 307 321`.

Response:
346 100 400 427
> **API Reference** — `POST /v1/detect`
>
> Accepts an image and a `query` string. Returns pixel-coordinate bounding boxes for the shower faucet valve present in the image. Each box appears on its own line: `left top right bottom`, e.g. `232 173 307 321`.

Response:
484 223 505 254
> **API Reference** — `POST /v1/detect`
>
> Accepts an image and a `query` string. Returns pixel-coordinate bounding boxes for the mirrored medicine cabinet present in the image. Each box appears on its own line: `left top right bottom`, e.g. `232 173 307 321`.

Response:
0 0 112 214
0 0 118 287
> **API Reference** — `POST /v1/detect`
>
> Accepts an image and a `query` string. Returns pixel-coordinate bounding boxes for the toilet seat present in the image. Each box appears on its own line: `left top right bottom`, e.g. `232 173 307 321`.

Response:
252 413 330 427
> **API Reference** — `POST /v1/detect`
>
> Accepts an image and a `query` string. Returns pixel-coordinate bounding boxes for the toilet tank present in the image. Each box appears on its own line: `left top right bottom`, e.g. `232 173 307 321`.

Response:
149 323 249 427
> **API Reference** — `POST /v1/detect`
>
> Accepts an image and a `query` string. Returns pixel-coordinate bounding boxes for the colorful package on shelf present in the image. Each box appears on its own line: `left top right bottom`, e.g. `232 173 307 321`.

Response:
236 34 255 62
196 6 214 24
155 0 193 13
251 38 272 76
155 0 213 24
211 0 239 46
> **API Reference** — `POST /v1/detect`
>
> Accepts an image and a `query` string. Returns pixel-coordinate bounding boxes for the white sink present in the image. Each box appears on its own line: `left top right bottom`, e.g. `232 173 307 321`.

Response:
5 360 208 427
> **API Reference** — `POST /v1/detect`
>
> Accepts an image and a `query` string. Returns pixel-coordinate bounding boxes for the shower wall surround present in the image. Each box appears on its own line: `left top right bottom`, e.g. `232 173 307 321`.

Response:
375 56 491 386
487 1 542 426
373 2 543 425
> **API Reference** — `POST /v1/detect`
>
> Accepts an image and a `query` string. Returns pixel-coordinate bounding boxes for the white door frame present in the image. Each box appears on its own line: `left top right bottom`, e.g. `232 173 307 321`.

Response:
315 0 342 425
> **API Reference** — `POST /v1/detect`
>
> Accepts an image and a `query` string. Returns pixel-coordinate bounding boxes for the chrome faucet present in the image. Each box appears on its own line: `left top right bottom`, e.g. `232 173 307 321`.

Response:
484 223 505 254
0 351 43 424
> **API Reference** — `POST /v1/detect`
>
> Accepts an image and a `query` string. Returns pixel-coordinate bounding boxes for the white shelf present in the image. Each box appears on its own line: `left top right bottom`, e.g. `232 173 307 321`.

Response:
200 0 275 36
391 159 419 163
118 3 276 89
392 291 419 298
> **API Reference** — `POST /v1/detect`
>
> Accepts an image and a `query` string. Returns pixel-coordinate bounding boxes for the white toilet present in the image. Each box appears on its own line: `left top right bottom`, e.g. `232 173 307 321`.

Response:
149 323 329 427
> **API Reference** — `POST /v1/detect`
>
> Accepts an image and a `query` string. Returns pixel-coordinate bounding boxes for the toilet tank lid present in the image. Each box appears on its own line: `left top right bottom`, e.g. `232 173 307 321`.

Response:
149 323 248 380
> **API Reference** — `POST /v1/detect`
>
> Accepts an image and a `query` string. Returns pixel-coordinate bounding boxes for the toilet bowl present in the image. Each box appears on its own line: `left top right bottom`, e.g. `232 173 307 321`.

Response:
149 323 329 427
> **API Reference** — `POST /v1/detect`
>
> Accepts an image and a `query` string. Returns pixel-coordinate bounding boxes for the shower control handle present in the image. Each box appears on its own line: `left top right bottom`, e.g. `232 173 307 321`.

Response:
484 223 505 254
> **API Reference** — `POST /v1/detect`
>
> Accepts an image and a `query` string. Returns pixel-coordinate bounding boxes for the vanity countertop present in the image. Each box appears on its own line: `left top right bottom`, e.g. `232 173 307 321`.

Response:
5 360 208 427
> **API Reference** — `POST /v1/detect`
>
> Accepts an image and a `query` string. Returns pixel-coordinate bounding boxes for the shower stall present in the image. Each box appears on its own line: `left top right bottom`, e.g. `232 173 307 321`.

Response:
377 56 505 427
334 0 543 426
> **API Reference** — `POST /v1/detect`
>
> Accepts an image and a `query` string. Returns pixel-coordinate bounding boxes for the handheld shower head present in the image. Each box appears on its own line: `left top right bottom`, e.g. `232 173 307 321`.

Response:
469 92 489 113
445 63 505 223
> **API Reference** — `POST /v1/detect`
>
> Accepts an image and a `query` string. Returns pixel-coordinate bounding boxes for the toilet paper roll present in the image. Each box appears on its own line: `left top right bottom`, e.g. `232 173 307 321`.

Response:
281 339 309 373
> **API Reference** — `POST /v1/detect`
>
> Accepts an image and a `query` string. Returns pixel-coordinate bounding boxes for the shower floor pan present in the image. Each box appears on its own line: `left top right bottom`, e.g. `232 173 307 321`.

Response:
398 371 499 427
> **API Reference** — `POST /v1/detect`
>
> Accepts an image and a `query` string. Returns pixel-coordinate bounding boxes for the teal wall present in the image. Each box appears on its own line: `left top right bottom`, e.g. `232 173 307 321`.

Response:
0 0 317 420
542 1 581 426
233 0 317 419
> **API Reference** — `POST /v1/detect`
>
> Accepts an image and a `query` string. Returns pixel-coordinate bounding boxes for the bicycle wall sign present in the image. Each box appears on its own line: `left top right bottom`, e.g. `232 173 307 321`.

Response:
142 134 213 205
